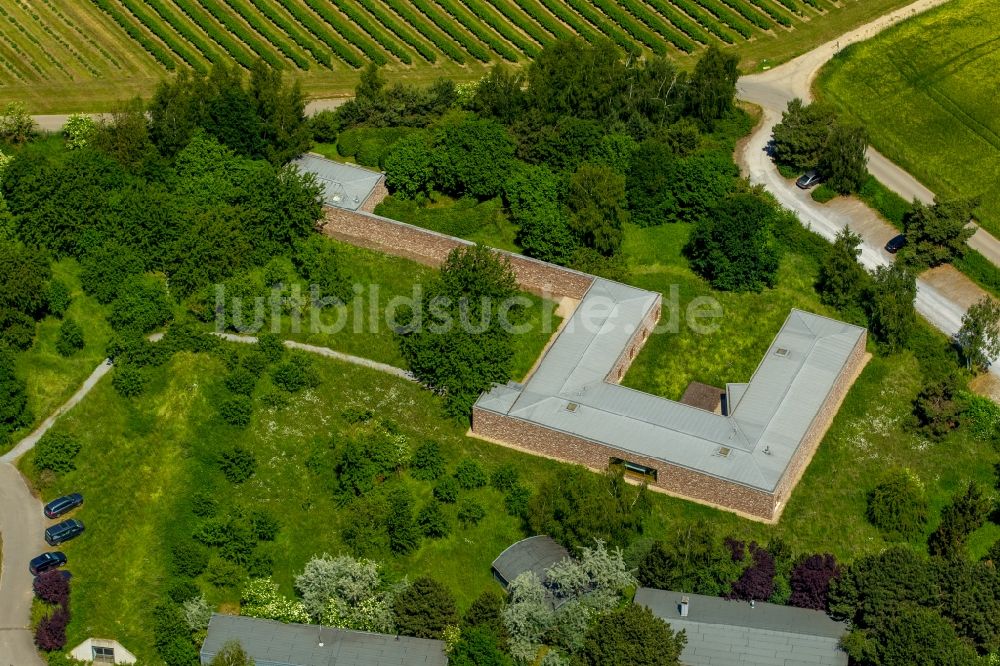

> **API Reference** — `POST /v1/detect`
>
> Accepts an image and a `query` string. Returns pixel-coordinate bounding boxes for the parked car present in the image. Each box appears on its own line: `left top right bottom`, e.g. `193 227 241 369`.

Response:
45 519 85 546
44 493 83 519
796 170 822 189
29 551 67 576
885 234 907 253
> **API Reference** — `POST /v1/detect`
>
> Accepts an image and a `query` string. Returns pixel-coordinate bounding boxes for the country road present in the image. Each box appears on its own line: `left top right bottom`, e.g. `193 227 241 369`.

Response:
736 0 1000 382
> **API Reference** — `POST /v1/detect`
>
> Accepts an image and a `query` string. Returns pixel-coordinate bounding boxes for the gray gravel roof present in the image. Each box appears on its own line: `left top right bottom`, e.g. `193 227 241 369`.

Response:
200 614 447 666
292 154 382 211
491 535 569 587
476 279 865 493
635 588 848 666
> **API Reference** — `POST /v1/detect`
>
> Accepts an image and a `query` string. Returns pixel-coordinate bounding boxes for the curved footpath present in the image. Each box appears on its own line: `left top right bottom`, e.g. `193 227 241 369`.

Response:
736 0 1000 383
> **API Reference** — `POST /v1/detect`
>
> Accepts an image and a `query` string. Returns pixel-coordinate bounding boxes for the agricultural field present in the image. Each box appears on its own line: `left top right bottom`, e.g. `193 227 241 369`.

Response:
2 0 917 112
816 0 1000 238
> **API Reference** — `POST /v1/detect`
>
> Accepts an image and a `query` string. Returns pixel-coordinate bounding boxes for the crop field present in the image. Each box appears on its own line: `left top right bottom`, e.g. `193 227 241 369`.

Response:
2 0 915 112
816 0 1000 238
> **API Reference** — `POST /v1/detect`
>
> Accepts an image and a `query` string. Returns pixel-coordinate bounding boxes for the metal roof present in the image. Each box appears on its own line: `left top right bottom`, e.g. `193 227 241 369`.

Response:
491 535 569 587
635 588 848 666
476 279 865 493
292 154 382 211
199 614 447 666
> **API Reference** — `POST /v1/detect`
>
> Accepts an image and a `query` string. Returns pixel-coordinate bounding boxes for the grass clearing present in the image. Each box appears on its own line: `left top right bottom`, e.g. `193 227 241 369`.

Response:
816 0 1000 238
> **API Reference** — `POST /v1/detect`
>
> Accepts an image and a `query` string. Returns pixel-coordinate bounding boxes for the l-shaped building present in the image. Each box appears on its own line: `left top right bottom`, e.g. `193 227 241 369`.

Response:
472 279 867 522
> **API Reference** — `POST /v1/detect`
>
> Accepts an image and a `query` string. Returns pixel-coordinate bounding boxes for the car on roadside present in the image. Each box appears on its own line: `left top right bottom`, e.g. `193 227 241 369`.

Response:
29 551 67 576
44 519 85 546
44 493 83 519
796 170 822 189
885 234 907 253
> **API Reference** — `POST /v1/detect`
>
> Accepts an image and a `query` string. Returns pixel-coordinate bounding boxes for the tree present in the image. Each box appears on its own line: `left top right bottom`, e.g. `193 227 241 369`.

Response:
294 554 381 620
685 45 739 128
457 498 487 526
109 275 172 335
63 114 97 150
47 280 71 317
92 98 155 167
218 445 257 482
866 470 929 539
410 441 445 480
866 264 917 352
218 396 253 428
34 607 69 652
386 486 420 555
449 627 512 666
770 98 837 171
789 554 840 610
80 240 146 304
55 318 85 357
209 640 255 666
383 132 434 198
573 604 686 665
0 101 35 144
417 501 451 538
397 245 521 417
505 162 576 265
0 240 52 320
33 431 82 474
454 458 487 489
394 577 458 638
727 542 776 602
33 569 70 607
820 121 869 194
638 522 743 596
902 197 977 269
685 192 781 292
912 377 963 440
956 295 1000 372
464 590 506 635
842 603 979 666
433 118 516 199
817 227 869 312
928 482 993 559
249 59 311 165
567 163 629 256
112 363 146 398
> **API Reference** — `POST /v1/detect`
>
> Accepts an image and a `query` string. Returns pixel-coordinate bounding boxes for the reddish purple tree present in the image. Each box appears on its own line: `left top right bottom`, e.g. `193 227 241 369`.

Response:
35 607 69 651
728 542 775 602
33 570 70 607
724 537 746 562
789 554 841 610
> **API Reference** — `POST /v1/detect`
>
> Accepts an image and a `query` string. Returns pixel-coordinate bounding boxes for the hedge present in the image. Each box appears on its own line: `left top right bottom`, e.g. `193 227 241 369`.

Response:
382 0 467 63
276 0 365 68
92 0 177 71
331 0 412 64
455 0 538 57
228 0 311 69
247 0 331 67
199 0 286 68
141 0 221 67
304 0 388 64
409 0 492 62
356 0 438 63
484 0 553 46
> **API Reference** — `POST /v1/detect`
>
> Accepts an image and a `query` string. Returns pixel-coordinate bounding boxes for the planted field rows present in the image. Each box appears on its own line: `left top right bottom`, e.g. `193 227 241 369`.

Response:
2 0 881 91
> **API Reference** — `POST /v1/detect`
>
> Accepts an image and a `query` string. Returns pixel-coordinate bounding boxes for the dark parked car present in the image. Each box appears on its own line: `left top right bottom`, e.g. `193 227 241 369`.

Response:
29 551 67 576
885 234 907 253
45 519 85 546
796 170 822 189
44 493 83 519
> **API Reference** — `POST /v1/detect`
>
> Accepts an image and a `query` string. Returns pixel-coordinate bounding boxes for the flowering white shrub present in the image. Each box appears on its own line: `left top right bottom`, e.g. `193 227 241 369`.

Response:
241 577 310 623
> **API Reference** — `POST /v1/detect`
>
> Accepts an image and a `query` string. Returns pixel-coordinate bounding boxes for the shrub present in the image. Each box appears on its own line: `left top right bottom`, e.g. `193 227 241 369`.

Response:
728 542 775 602
109 274 172 334
386 487 420 555
417 501 451 538
34 607 69 651
191 491 219 517
504 485 531 518
205 557 247 589
224 367 258 396
256 332 285 363
490 463 519 491
218 445 256 483
182 595 213 631
394 577 459 639
248 550 275 578
310 110 339 143
866 470 929 539
811 184 837 204
33 432 81 474
166 578 199 604
112 363 146 397
218 396 253 428
170 540 209 578
789 554 840 610
454 459 487 489
411 441 445 480
33 570 70 607
249 509 280 541
458 499 487 526
47 280 71 317
271 353 319 393
434 476 460 503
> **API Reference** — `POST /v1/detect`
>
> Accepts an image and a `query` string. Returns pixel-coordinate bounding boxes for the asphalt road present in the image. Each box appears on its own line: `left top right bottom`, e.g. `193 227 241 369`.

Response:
737 0 1000 380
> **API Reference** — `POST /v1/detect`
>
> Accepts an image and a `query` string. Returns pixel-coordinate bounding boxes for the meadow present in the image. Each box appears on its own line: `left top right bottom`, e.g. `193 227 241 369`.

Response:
3 0 917 112
816 0 1000 238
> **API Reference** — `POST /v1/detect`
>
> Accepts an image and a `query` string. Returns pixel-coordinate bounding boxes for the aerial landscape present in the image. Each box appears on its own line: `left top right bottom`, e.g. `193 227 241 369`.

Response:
1 0 999 665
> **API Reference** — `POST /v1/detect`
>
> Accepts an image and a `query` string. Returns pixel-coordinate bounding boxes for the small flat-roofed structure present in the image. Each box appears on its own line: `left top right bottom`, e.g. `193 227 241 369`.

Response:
681 381 725 414
473 278 867 521
635 588 848 666
491 535 569 588
199 614 447 666
292 154 384 211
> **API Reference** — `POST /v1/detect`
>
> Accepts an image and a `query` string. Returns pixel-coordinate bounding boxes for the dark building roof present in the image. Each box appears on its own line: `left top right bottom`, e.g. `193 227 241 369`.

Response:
680 381 725 414
491 535 569 587
635 588 848 666
199 614 447 666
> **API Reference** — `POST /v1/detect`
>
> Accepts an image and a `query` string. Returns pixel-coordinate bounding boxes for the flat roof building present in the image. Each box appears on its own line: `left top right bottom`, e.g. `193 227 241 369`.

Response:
635 588 849 666
491 535 569 589
292 155 384 211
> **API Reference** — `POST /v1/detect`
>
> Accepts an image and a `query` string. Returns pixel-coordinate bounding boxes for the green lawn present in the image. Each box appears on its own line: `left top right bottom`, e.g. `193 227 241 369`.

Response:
815 0 1000 238
374 195 521 252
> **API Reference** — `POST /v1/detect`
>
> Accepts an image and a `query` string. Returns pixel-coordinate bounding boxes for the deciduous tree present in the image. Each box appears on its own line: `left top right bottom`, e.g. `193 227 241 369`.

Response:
573 604 686 665
956 295 1000 373
865 264 916 352
817 227 868 313
902 197 977 269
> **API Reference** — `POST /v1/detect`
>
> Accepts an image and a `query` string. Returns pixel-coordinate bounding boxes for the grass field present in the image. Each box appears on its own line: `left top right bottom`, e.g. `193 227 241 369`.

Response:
2 0 917 112
816 0 1000 239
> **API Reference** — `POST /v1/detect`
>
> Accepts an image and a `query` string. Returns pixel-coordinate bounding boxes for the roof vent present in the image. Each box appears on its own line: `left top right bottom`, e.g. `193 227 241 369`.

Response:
680 596 690 617
715 446 731 458
565 402 579 413
774 347 790 357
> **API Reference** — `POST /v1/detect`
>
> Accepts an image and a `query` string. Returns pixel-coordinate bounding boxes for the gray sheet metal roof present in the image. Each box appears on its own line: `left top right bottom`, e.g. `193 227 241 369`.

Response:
475 279 865 493
200 614 447 666
491 535 569 587
635 588 848 666
292 154 382 211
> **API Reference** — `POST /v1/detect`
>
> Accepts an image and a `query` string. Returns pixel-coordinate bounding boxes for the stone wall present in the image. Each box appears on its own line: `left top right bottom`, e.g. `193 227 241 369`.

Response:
606 300 662 384
359 177 389 213
472 408 778 520
320 206 594 300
